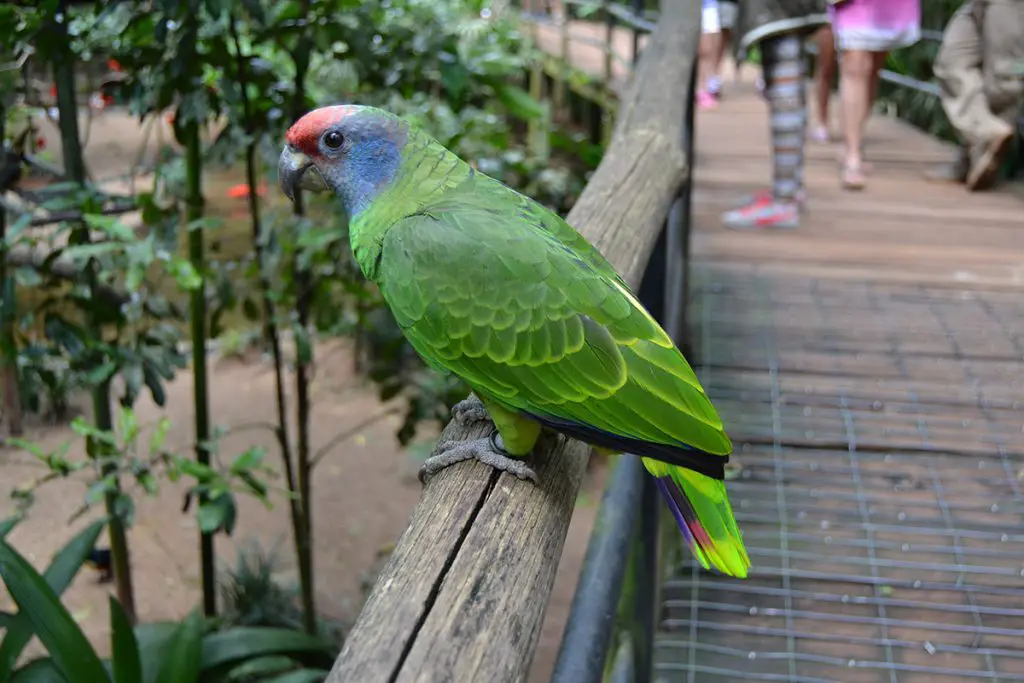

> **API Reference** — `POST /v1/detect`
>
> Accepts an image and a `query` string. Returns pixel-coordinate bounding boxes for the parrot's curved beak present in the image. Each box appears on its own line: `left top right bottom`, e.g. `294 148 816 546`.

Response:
278 146 328 202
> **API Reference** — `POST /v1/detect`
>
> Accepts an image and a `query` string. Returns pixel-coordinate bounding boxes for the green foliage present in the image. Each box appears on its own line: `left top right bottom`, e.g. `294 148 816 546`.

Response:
9 406 272 537
0 534 110 683
3 0 590 442
2 186 191 420
220 541 304 632
0 518 106 682
877 1 963 141
0 527 334 683
1 0 596 654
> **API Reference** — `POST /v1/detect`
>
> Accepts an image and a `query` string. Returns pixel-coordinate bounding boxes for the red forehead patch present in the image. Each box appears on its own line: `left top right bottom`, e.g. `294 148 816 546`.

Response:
286 105 357 155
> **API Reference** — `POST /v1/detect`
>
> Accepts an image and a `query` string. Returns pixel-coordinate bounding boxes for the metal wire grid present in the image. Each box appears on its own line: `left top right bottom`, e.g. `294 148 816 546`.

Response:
655 266 1024 683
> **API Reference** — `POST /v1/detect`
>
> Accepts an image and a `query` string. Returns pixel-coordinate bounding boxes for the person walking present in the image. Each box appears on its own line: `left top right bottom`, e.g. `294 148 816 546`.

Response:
699 0 725 109
831 0 922 190
810 23 838 143
926 0 1024 191
722 0 830 230
706 0 740 100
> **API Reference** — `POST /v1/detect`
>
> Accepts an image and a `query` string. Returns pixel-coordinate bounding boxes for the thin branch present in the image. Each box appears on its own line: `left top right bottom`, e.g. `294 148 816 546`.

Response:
227 420 281 437
310 406 401 469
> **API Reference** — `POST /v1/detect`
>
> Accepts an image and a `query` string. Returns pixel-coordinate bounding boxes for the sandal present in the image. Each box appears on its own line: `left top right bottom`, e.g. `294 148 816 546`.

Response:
840 161 866 190
837 149 874 174
809 124 831 144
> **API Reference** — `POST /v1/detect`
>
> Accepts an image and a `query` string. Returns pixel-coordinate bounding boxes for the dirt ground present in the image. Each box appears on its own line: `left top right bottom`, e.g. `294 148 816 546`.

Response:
0 106 605 680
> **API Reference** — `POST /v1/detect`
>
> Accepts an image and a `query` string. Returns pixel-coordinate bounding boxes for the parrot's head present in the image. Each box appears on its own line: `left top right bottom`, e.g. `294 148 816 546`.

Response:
278 104 408 216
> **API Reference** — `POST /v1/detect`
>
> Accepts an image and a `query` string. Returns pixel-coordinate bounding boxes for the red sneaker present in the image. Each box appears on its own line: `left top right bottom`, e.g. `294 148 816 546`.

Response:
722 195 800 230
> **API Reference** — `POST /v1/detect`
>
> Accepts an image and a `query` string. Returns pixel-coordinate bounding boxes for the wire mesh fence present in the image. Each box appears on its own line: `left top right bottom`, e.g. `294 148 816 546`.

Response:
656 265 1024 683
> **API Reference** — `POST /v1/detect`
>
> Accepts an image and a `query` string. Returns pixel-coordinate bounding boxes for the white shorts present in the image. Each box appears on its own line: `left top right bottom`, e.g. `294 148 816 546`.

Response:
702 3 721 34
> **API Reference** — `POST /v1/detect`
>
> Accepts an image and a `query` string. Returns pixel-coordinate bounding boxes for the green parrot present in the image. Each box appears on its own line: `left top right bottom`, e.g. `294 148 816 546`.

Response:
278 105 750 578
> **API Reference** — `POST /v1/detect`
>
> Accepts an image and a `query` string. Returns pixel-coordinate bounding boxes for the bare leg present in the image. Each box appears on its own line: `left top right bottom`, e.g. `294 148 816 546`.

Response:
811 25 836 142
838 48 873 189
709 28 731 96
697 2 722 108
869 51 887 108
698 31 723 107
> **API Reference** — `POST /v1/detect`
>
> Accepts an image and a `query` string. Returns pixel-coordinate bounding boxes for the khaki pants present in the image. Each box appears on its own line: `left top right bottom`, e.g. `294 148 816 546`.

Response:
933 0 1024 151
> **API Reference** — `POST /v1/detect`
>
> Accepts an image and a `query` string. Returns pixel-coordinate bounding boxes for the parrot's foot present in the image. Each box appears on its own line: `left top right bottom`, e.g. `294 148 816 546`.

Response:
420 431 538 484
450 393 490 426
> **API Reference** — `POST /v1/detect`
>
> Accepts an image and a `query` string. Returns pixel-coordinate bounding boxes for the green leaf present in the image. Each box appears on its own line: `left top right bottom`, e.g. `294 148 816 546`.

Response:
125 264 145 294
153 609 203 683
168 258 202 291
295 226 345 250
9 657 70 683
61 242 123 262
71 418 118 447
109 596 142 683
43 314 87 356
0 518 106 681
241 297 260 321
133 622 177 683
143 366 167 407
83 215 136 242
0 515 21 539
6 438 46 459
0 538 111 683
197 494 236 536
262 670 329 683
137 471 159 495
235 470 268 502
224 655 298 681
230 447 265 475
121 361 144 407
149 418 171 455
113 494 135 527
14 267 43 288
117 406 139 444
200 628 332 671
491 81 545 121
85 362 118 387
85 477 118 506
186 217 223 233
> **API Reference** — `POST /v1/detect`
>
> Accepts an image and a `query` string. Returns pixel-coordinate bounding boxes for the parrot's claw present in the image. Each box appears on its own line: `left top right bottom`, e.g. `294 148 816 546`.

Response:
450 394 490 426
420 431 538 485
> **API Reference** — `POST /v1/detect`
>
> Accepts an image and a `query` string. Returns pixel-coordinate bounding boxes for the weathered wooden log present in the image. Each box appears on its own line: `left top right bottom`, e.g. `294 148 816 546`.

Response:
327 1 700 680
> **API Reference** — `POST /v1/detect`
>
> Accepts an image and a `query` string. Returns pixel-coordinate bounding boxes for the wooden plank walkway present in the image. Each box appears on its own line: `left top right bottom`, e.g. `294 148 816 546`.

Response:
527 15 1024 683
660 76 1024 683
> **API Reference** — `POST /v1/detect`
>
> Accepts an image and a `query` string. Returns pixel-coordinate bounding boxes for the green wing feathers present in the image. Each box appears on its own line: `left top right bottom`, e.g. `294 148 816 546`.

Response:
379 174 730 454
375 170 748 576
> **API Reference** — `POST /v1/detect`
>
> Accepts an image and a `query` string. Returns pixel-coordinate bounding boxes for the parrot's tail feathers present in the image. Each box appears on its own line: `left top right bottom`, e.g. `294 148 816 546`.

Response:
644 458 750 579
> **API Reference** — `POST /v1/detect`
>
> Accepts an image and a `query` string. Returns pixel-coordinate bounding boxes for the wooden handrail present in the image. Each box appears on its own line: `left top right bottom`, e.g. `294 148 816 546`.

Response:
326 1 701 680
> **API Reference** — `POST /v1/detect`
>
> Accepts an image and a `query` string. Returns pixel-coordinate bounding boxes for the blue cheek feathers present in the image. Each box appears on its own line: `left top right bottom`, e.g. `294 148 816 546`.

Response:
345 137 401 216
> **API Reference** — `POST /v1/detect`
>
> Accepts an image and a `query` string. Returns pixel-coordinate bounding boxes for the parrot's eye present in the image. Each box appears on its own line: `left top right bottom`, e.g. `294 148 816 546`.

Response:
322 130 344 150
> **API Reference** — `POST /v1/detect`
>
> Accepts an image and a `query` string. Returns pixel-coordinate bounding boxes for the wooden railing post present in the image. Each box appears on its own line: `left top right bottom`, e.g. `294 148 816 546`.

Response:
603 0 614 85
632 0 645 64
325 2 702 680
554 0 570 114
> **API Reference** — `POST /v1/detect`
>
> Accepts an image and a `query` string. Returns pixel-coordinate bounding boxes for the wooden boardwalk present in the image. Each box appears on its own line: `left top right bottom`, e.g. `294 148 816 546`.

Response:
667 73 1024 683
528 15 1024 683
